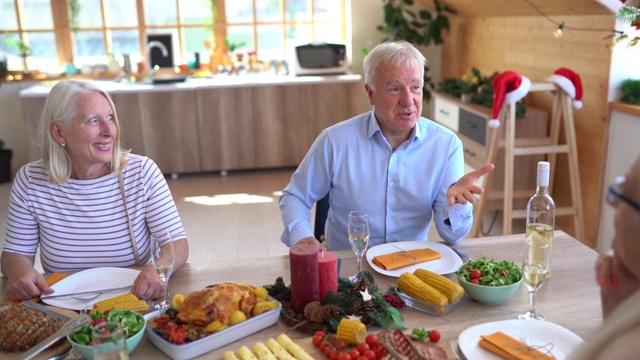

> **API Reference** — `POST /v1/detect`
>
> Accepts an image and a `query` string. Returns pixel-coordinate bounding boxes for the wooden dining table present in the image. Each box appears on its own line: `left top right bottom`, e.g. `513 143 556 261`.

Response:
0 231 603 359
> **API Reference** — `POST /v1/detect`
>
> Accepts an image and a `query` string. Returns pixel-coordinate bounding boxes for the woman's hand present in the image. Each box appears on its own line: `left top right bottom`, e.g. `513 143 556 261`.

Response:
447 164 495 206
1 252 53 301
130 265 167 300
596 250 640 319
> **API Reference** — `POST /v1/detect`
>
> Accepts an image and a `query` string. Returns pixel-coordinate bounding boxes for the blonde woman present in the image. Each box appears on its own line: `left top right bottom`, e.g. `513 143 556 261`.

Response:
1 80 189 301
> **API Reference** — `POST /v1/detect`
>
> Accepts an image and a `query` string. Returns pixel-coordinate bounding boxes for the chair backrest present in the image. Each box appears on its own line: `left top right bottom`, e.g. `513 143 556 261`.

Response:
314 193 330 240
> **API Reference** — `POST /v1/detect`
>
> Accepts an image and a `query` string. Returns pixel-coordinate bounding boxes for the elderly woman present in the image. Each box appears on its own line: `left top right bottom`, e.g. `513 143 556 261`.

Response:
569 155 640 359
1 80 189 301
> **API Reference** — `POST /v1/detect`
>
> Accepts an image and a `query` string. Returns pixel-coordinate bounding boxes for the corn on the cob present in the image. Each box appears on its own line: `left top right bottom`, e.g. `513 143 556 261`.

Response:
224 351 240 360
265 338 296 360
276 334 314 360
413 268 465 303
93 293 138 309
253 342 276 360
336 318 367 345
237 345 258 360
397 272 448 307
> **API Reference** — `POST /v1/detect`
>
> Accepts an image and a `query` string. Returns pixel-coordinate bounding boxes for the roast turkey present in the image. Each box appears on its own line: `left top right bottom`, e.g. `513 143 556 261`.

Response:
176 282 257 326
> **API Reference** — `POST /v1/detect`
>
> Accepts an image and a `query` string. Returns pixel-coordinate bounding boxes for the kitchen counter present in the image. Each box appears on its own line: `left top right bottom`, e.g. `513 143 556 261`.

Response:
18 74 364 96
19 74 368 175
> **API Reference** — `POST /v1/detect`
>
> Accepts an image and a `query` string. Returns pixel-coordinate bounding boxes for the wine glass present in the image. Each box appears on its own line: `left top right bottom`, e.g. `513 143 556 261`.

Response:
150 231 175 310
348 211 370 283
92 321 129 360
518 237 550 320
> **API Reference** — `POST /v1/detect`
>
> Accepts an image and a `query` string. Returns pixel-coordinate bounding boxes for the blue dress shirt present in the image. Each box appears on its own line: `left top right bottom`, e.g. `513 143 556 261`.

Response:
280 110 473 251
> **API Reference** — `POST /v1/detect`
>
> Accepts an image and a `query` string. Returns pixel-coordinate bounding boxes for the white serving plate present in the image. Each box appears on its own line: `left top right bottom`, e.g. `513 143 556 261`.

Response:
144 300 282 360
458 319 584 359
366 241 463 277
41 267 139 310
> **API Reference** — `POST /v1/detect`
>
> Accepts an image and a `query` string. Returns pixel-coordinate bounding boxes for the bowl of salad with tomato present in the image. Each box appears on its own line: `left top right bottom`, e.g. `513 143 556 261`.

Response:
67 309 146 359
455 257 523 304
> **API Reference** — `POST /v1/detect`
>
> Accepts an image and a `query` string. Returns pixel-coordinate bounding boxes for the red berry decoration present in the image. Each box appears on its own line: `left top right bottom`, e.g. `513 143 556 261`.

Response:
382 294 404 308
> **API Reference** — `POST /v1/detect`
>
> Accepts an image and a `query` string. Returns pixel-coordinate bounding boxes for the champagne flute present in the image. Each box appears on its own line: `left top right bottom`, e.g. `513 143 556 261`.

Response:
150 231 175 310
348 211 370 283
518 237 550 320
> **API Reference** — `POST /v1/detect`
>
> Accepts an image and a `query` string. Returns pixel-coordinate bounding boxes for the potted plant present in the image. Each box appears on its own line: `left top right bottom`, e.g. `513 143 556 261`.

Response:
621 79 640 105
0 139 12 183
377 0 457 102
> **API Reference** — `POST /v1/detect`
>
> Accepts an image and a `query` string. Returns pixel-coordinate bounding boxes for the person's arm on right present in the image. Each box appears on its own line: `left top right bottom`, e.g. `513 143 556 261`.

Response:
1 251 52 301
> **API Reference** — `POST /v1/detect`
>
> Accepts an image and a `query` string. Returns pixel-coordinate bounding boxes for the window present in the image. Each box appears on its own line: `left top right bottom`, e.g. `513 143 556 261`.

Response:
0 0 347 75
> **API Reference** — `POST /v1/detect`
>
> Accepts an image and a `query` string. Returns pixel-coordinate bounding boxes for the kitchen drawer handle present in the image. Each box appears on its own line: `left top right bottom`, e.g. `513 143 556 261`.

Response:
439 109 449 116
465 121 477 129
464 148 476 156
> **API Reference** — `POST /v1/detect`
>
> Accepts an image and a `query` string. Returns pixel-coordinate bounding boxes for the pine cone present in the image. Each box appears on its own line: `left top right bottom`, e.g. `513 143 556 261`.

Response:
303 301 339 323
353 277 370 295
355 299 375 316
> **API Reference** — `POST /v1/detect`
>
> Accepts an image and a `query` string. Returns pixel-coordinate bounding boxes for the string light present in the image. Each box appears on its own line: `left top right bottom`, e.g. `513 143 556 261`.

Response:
554 22 564 38
522 0 622 38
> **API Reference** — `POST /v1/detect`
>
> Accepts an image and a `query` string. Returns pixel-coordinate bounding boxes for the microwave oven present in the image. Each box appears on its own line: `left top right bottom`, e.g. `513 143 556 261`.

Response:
292 42 349 76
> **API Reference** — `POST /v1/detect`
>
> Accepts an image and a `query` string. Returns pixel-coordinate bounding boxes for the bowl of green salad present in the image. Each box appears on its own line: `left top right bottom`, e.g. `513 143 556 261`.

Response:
455 257 523 304
67 309 146 359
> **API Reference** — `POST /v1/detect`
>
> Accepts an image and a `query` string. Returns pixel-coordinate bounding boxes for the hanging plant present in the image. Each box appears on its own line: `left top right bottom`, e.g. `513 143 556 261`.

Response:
377 0 457 102
67 0 81 33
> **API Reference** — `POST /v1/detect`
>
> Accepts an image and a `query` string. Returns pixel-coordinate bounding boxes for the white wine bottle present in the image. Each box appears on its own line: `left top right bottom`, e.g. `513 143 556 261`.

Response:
526 161 555 278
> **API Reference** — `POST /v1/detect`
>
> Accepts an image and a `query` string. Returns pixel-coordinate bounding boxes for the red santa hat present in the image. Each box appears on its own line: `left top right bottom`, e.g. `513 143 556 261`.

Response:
489 71 531 128
545 67 583 109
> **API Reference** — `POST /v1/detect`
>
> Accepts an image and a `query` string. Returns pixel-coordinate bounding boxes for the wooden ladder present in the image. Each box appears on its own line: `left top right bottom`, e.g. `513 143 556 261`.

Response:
471 82 585 241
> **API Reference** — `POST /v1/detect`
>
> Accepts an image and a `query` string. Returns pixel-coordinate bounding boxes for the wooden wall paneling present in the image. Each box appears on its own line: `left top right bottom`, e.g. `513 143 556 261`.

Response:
441 14 613 247
138 90 201 174
196 87 256 171
110 92 144 155
280 84 315 166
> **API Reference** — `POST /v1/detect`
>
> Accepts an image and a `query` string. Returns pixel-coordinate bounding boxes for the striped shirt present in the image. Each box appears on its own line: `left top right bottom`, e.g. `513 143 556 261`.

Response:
3 154 187 272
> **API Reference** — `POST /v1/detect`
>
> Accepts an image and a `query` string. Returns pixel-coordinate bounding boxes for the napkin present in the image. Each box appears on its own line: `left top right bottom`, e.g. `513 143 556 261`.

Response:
4 272 69 305
479 331 555 360
372 248 441 270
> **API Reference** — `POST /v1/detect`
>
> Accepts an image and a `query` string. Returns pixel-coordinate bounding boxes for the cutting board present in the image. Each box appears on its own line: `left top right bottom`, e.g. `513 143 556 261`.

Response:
0 305 78 360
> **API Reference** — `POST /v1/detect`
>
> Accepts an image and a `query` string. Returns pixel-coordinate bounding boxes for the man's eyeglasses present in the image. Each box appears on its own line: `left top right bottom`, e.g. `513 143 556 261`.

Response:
607 176 640 212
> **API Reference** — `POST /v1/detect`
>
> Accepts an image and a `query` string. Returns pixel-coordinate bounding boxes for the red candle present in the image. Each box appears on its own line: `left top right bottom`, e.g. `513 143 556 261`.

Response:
318 251 338 301
289 244 320 313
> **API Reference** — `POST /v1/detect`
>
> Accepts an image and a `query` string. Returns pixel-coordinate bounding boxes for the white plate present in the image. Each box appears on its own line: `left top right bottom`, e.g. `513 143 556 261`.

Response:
144 299 282 360
365 241 463 276
41 267 140 310
458 319 584 360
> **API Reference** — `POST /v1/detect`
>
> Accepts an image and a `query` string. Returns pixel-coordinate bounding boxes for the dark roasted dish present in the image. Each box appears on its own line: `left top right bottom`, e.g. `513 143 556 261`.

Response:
0 303 65 352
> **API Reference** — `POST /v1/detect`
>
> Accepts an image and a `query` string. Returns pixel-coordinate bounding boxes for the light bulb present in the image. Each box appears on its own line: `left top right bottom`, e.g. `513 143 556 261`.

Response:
554 22 564 38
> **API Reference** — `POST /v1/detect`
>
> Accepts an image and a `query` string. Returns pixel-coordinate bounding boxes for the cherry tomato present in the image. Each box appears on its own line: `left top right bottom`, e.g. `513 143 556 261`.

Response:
362 350 377 360
319 340 330 350
312 335 323 347
469 269 482 279
338 353 351 360
315 330 326 337
429 329 441 342
92 318 107 327
356 357 368 360
348 349 360 360
502 269 510 276
331 352 339 360
336 340 347 350
470 278 480 285
356 343 370 354
365 334 379 347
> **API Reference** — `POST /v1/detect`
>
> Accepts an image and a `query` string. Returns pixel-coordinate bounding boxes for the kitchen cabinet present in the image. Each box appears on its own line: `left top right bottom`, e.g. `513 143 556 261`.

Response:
431 92 549 210
19 75 367 175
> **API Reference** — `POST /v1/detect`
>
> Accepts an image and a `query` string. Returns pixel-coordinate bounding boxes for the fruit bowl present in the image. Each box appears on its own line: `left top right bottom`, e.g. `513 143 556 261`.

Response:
67 310 146 360
455 262 523 304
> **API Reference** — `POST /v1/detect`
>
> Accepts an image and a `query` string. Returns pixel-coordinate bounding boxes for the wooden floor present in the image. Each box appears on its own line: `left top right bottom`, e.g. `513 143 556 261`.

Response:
0 168 511 274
